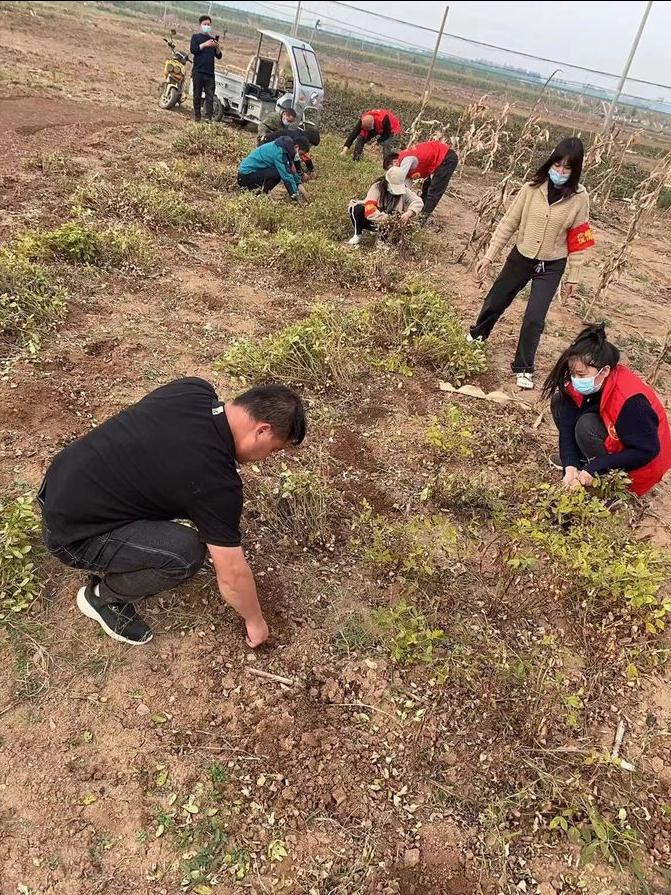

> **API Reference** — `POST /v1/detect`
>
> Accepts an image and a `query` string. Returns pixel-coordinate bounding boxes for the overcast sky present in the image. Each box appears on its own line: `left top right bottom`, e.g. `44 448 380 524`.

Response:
219 0 670 91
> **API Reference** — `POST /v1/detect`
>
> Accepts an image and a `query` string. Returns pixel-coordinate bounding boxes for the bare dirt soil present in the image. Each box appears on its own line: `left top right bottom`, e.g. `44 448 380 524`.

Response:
1 3 671 895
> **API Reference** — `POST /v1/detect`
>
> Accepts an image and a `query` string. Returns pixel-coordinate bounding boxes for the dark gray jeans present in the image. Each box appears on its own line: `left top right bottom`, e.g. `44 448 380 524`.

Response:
420 148 459 216
42 518 206 606
551 392 609 465
352 134 395 161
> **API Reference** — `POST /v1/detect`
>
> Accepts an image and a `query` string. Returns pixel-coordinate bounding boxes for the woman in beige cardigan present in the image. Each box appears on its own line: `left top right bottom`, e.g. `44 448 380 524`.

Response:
469 138 594 390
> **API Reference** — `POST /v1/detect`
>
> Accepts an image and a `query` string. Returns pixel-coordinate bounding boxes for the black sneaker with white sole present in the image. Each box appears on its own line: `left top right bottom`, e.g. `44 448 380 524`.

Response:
77 577 153 645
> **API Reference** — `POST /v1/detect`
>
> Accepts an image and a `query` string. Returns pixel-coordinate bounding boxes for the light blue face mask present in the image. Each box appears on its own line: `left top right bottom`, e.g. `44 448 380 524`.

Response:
201 23 212 33
571 370 603 396
549 167 570 186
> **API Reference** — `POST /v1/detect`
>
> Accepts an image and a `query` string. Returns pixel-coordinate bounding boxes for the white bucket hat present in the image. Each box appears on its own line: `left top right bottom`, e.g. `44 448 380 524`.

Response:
385 165 407 195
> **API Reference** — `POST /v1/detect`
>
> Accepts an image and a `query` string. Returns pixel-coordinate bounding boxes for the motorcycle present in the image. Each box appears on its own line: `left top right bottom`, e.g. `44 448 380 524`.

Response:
158 30 191 110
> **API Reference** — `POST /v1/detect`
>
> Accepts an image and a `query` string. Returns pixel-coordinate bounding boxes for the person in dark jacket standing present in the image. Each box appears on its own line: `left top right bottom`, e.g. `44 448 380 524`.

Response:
190 15 222 123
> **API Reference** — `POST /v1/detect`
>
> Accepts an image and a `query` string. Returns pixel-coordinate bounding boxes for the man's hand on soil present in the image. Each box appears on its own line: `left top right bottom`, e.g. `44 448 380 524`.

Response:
245 615 269 648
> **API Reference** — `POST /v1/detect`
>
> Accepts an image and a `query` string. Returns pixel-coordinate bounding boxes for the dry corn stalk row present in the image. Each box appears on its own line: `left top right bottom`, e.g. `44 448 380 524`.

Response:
584 129 640 206
453 97 509 175
584 150 671 318
456 173 514 267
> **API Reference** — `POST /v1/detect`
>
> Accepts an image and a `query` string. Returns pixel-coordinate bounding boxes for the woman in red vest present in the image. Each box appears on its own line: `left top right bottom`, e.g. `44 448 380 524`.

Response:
385 140 458 219
542 324 671 496
341 109 401 162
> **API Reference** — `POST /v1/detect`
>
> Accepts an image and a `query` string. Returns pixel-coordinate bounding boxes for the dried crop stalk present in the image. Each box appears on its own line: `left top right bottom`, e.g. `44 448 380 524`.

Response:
584 150 671 318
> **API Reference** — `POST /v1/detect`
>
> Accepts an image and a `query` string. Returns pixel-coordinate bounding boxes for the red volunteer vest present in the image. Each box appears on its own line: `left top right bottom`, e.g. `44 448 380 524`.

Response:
566 364 671 495
398 141 451 179
360 109 401 137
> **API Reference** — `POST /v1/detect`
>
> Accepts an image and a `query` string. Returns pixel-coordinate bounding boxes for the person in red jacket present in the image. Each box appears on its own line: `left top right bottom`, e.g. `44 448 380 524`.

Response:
385 140 458 218
341 109 401 162
543 324 671 496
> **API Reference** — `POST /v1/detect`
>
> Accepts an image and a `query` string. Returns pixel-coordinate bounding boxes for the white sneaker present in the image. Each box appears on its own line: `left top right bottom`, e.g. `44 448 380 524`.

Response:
466 333 482 343
348 234 362 246
516 372 534 390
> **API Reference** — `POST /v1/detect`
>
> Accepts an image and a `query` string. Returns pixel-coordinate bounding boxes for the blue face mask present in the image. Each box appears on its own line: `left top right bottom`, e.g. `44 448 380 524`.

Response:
549 167 570 186
571 371 603 396
201 24 212 33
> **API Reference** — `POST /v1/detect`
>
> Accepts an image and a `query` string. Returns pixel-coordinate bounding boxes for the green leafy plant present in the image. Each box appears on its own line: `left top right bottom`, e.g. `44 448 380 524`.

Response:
549 806 641 868
352 500 458 582
172 123 248 160
234 228 367 283
366 281 487 383
212 191 290 236
0 250 67 354
75 177 198 228
254 465 336 546
373 600 444 665
216 303 366 388
425 404 474 458
515 482 670 631
14 221 154 271
0 494 41 620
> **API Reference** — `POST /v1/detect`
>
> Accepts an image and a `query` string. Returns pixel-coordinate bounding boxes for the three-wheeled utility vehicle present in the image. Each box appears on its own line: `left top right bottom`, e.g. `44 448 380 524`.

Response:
213 30 324 128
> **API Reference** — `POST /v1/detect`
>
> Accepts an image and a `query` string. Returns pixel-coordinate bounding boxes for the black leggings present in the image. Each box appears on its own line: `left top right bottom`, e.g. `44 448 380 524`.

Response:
551 392 608 465
349 203 377 235
470 246 566 374
421 148 458 216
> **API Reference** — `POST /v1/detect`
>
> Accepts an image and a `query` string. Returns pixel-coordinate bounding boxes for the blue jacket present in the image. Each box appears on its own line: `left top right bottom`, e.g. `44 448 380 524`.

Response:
239 138 301 197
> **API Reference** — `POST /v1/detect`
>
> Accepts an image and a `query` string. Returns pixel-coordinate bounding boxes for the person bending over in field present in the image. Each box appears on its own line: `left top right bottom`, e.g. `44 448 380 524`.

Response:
257 105 298 143
385 139 458 220
237 136 310 201
468 137 593 391
347 165 423 245
543 324 671 496
341 108 401 162
38 380 306 647
261 127 320 181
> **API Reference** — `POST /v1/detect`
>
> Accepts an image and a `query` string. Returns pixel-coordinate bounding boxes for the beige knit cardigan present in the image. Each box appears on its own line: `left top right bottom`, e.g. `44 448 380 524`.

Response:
484 180 592 283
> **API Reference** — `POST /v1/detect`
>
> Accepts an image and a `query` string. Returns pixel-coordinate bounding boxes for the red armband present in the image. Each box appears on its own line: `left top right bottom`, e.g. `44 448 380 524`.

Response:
567 222 595 253
364 200 379 219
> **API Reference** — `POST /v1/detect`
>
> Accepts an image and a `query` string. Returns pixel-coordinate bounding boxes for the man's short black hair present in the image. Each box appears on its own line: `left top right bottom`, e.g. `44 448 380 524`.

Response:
234 384 306 445
383 152 399 170
283 107 298 120
199 14 212 23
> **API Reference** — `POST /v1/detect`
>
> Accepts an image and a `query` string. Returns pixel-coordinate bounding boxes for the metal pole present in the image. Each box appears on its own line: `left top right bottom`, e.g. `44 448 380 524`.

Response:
310 18 320 43
163 0 167 20
292 1 302 38
421 4 449 105
208 0 213 15
602 0 653 133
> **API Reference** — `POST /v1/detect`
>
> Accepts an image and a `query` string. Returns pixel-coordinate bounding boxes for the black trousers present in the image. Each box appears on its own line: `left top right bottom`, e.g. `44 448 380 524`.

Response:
352 135 395 161
192 71 215 121
551 392 608 466
421 148 458 216
238 169 281 193
349 202 377 235
470 246 567 374
42 518 206 606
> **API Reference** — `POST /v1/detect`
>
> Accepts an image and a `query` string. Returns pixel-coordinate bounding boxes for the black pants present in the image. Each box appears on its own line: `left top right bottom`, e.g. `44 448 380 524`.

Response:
470 246 566 374
551 392 608 466
42 518 206 606
421 148 458 216
238 169 281 194
192 71 215 121
349 202 377 235
352 135 395 161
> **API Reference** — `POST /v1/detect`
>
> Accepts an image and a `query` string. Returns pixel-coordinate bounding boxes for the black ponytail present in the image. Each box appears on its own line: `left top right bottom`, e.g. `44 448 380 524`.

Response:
542 323 620 399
